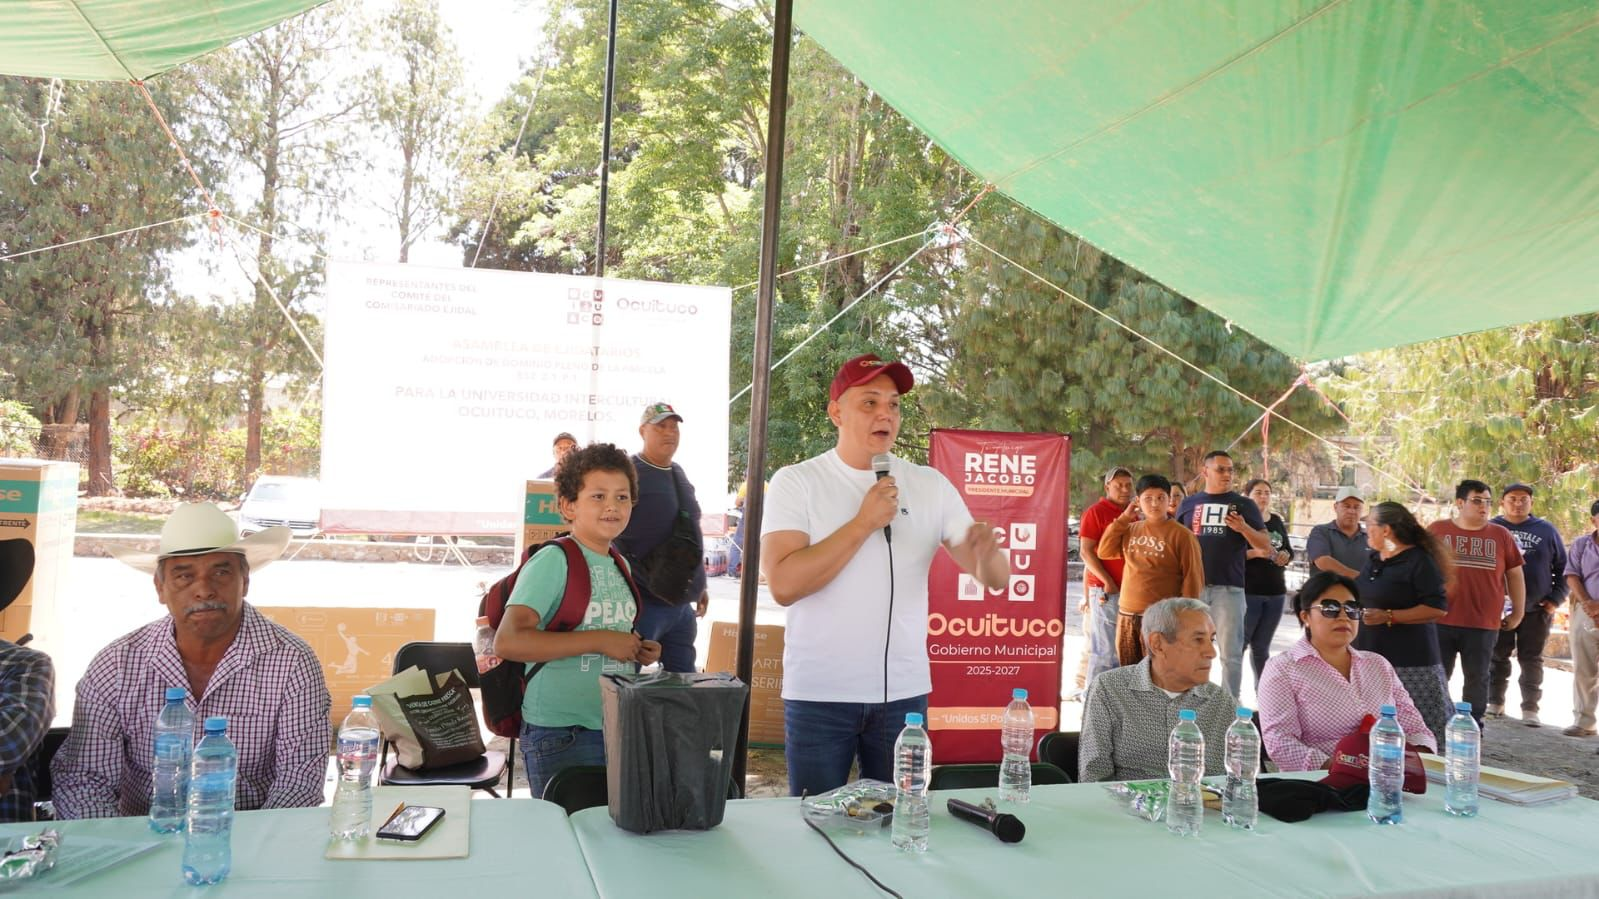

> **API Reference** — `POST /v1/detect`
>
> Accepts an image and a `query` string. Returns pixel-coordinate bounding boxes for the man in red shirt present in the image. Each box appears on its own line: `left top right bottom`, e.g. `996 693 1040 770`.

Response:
1079 467 1134 689
1427 479 1526 726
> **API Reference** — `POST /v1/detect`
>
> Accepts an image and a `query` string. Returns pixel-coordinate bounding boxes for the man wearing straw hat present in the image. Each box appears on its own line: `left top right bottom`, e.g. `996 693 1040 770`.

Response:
52 503 331 819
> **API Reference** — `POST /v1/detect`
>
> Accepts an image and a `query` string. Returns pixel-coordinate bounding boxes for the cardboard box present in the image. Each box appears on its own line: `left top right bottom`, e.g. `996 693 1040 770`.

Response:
0 459 79 645
256 607 435 730
705 621 784 746
519 479 564 556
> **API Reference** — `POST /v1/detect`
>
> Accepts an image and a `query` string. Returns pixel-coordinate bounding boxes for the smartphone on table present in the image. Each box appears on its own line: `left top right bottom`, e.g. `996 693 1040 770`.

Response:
375 805 447 842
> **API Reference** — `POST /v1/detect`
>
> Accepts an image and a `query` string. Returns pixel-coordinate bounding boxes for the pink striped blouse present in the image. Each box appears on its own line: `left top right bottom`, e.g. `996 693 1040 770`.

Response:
1257 638 1437 771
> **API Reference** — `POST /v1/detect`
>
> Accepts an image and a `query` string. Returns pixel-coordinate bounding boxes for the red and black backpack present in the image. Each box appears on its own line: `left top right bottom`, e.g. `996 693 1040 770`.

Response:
477 535 643 739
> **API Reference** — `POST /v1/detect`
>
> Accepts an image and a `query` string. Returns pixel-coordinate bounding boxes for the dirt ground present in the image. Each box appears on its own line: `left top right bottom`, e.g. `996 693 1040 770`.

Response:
1478 662 1599 800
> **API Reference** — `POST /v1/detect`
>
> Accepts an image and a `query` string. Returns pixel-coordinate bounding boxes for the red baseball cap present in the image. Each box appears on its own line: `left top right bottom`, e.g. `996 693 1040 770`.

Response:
828 354 914 403
1319 714 1427 794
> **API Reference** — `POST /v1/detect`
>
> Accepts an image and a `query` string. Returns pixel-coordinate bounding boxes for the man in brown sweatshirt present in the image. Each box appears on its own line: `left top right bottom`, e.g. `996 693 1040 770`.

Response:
1098 474 1206 665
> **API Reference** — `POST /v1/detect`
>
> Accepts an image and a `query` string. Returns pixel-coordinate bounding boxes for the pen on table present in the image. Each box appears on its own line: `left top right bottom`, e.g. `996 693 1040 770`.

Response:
381 802 405 826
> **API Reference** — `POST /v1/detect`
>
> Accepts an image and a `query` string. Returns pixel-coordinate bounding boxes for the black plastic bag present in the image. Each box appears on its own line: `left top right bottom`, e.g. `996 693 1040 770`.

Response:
636 512 702 604
1257 777 1369 823
600 672 749 833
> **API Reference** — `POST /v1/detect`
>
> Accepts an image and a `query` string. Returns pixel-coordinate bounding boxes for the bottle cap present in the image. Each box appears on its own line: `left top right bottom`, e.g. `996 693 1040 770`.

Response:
352 695 373 708
1454 701 1472 713
166 687 188 702
904 712 924 726
1380 704 1397 717
1012 688 1028 701
1235 706 1252 718
1178 709 1197 721
203 716 228 734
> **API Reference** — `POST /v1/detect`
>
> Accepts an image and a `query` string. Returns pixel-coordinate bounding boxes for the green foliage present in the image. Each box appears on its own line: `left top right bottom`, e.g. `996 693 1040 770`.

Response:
363 0 473 262
0 77 203 490
1328 316 1599 535
115 404 322 500
452 1 974 483
0 400 41 456
187 1 354 476
446 1 1340 505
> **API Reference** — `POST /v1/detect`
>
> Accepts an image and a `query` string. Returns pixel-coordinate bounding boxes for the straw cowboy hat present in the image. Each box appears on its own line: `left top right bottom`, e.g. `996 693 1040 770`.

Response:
111 502 291 574
0 538 33 612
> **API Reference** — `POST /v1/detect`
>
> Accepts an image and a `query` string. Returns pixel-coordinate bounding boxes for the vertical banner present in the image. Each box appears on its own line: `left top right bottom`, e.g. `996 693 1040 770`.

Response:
926 429 1070 763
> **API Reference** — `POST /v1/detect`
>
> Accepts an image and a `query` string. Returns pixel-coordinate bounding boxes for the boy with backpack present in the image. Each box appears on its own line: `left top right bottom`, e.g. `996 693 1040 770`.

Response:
494 442 661 798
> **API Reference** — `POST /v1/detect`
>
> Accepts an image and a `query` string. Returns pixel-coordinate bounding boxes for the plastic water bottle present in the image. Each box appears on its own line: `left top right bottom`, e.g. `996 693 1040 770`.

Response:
1444 701 1480 817
1367 705 1405 825
1166 708 1205 836
1222 706 1260 830
182 717 236 885
890 712 931 852
330 695 382 840
149 686 193 833
999 688 1034 803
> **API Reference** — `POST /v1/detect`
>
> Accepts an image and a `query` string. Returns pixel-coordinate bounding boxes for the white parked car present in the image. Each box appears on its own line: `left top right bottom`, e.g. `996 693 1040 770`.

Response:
238 476 321 538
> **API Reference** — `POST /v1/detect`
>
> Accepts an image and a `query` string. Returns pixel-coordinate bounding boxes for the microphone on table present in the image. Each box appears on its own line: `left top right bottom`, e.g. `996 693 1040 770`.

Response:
946 797 1025 843
872 453 893 544
940 796 1029 838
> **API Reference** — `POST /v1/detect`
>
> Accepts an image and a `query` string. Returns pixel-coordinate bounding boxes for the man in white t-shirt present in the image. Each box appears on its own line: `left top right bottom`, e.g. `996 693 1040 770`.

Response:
761 353 1009 796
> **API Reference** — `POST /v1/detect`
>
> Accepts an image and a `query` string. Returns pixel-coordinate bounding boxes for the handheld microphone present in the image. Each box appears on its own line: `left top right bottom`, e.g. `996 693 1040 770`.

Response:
946 798 1025 843
872 454 893 543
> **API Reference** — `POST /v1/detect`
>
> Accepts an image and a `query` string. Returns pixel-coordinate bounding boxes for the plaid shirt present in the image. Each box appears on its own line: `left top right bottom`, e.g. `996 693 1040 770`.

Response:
1079 657 1234 783
51 603 330 819
0 640 55 822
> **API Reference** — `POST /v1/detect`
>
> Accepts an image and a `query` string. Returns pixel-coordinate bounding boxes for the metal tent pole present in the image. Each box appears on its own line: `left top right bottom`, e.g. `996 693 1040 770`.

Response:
594 0 620 276
731 0 793 797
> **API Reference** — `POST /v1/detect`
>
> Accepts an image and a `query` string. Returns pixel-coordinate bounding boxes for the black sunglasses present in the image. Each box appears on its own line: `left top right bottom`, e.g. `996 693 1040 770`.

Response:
1311 600 1364 620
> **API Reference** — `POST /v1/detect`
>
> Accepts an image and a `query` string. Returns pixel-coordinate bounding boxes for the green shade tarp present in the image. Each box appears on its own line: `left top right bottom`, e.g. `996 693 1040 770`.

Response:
796 1 1599 360
0 0 329 81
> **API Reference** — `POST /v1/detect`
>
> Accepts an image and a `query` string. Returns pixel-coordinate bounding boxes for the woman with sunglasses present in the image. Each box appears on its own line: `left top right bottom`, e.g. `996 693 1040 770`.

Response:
1354 501 1455 746
1256 570 1436 770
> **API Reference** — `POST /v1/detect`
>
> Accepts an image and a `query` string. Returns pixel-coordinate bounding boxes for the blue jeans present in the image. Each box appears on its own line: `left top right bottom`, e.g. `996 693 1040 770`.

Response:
783 694 928 797
1437 624 1500 726
521 722 606 801
1201 584 1247 698
1243 593 1286 686
636 600 698 673
1087 586 1121 686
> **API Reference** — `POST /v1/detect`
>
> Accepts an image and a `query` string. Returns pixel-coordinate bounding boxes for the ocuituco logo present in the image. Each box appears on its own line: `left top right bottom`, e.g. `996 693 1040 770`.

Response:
1008 574 1034 602
952 522 1040 602
1009 522 1036 550
566 288 606 326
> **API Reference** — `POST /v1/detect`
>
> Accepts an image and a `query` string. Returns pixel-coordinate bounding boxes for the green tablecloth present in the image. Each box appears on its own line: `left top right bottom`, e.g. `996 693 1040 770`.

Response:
570 783 1599 898
0 794 597 898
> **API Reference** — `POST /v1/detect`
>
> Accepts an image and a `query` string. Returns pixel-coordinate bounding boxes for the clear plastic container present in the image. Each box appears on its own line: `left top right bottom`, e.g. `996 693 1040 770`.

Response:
1166 709 1204 837
890 713 931 852
182 717 236 885
999 688 1034 803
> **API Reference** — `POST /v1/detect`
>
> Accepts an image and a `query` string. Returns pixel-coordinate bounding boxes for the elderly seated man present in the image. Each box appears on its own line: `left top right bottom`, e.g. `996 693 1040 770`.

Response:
52 503 331 819
1079 597 1236 782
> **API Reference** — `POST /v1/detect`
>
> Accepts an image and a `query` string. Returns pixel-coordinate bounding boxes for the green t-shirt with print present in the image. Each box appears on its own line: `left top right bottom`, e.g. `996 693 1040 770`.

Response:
506 541 638 729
